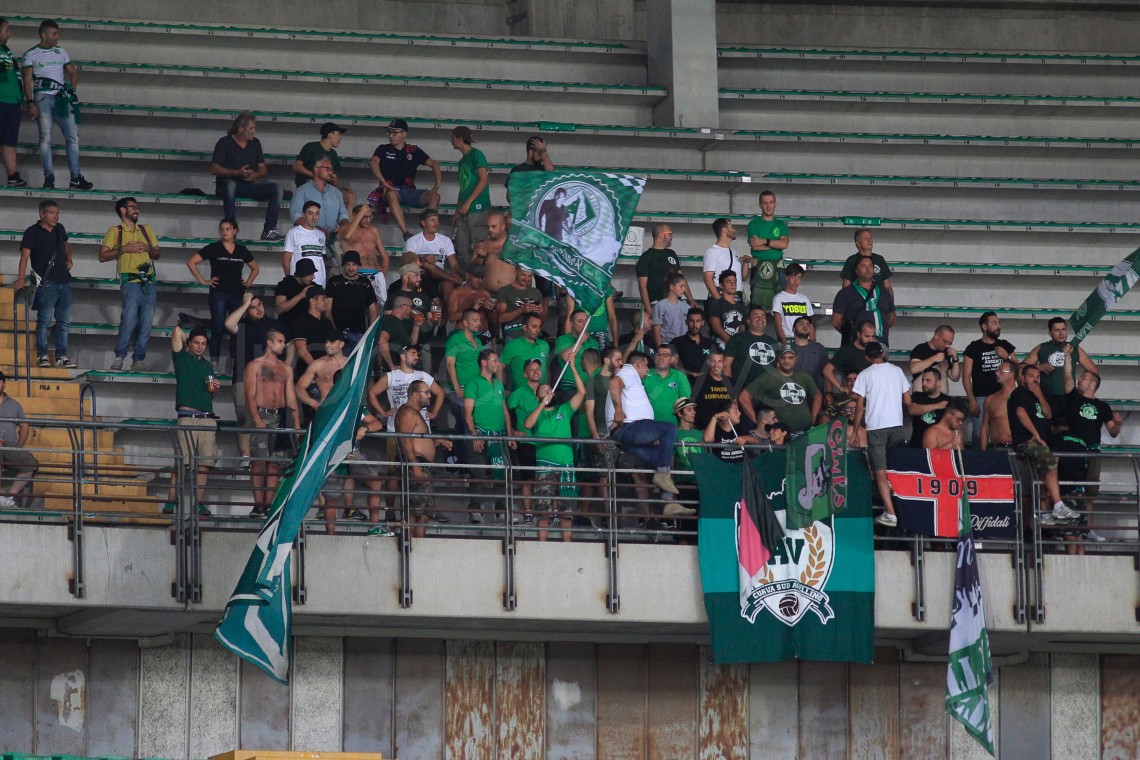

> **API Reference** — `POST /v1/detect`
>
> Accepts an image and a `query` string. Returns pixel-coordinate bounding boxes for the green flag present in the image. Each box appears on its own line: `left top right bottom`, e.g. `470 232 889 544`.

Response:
694 450 874 664
946 489 996 756
503 170 645 313
785 419 848 530
1069 247 1140 348
214 319 381 683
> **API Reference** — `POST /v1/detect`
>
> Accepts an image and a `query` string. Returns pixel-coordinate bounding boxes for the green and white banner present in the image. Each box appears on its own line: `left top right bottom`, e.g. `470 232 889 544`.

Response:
214 319 381 683
1069 247 1140 348
694 450 875 664
503 170 646 313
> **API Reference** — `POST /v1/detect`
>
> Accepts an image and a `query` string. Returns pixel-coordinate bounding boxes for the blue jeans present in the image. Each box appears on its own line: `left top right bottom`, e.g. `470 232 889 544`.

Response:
208 289 243 361
215 179 282 231
35 94 81 179
611 418 677 471
34 281 72 357
114 282 157 361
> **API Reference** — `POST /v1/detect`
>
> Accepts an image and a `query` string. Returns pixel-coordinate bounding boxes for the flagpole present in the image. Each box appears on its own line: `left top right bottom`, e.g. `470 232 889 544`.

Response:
550 321 591 389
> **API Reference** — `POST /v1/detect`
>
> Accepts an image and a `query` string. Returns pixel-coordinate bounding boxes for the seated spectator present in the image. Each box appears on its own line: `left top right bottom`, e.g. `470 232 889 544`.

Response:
496 268 545 341
643 344 692 424
16 200 75 368
326 250 379 355
290 158 348 235
282 201 328 287
389 262 436 333
906 367 951 447
823 320 876 392
767 422 790 446
500 313 549 392
651 272 690 346
923 398 967 450
293 122 356 209
464 349 515 524
705 270 745 353
636 224 690 316
738 343 820 434
1008 364 1079 525
978 360 1016 451
851 341 911 527
692 348 733 430
369 118 441 241
243 330 298 517
406 209 461 305
703 219 747 301
724 306 779 391
745 190 790 309
704 400 759 463
1023 317 1099 420
377 296 422 372
790 315 829 394
909 325 960 395
832 256 894 346
449 125 492 272
209 112 282 241
162 326 218 517
552 310 600 401
771 262 812 343
340 204 390 307
0 371 38 508
671 308 714 378
841 228 893 296
99 196 161 372
564 287 618 351
225 292 287 469
273 258 318 337
22 20 92 190
188 218 258 372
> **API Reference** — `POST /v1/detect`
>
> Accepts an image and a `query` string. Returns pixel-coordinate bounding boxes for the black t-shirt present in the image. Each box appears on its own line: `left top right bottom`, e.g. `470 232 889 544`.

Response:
197 241 254 294
712 427 744 463
634 247 683 304
1063 391 1113 448
20 222 71 283
908 391 950 447
827 344 871 382
670 333 714 375
909 341 947 380
965 338 1017 397
372 143 430 186
389 286 430 317
274 276 310 333
326 274 377 333
212 135 265 190
291 312 336 365
1008 385 1048 446
692 374 732 430
234 315 286 377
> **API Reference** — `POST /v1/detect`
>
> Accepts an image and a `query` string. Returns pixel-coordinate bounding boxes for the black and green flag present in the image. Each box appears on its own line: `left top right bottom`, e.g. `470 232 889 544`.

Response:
1069 247 1140 348
694 450 875 664
785 419 848 530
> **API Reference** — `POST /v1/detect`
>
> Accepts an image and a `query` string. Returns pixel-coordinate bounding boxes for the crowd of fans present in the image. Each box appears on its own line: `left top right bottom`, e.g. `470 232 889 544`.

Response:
2 19 1126 545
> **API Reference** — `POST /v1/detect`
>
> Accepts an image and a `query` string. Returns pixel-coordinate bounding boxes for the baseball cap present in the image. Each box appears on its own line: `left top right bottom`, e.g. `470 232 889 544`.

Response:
400 343 422 354
779 342 797 356
399 263 422 276
319 122 347 137
864 341 885 357
793 315 812 328
388 118 409 131
341 250 361 265
294 258 318 276
306 285 327 299
673 398 697 415
522 357 543 369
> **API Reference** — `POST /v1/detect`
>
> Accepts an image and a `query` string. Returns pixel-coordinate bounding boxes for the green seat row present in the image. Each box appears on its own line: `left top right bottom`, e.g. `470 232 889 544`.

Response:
80 101 1140 148
719 87 1140 107
894 305 1140 321
6 15 632 53
716 46 1140 66
759 172 1140 191
83 60 665 97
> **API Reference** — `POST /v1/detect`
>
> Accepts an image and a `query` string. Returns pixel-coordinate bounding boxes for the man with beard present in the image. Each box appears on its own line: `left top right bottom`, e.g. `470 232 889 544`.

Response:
823 320 876 392
906 367 951 447
1008 363 1079 525
724 305 779 390
691 348 733 430
790 315 829 394
738 344 820 433
978 360 1016 451
703 218 747 300
670 308 714 378
964 311 1018 446
909 325 960 395
477 211 516 293
1023 316 1099 420
244 329 299 517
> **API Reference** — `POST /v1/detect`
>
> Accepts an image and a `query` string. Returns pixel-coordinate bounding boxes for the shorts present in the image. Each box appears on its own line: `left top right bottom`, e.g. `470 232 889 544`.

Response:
1016 440 1058 474
589 439 619 474
512 440 537 471
249 408 290 459
408 476 434 517
0 445 39 472
865 425 907 471
349 442 385 479
394 185 430 208
233 381 249 426
0 102 21 147
176 416 218 467
533 468 578 517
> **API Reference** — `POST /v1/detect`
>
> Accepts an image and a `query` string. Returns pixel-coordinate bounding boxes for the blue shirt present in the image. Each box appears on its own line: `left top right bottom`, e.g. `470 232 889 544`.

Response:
289 181 348 232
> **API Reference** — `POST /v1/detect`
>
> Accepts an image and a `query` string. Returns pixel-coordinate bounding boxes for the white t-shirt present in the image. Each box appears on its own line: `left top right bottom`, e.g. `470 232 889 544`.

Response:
852 361 910 430
405 232 456 271
284 225 328 286
605 363 654 428
771 290 814 337
385 368 435 432
23 46 70 93
702 244 742 291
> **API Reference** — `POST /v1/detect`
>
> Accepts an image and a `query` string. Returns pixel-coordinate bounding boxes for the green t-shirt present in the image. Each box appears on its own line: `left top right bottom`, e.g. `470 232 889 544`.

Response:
585 370 611 435
552 333 600 389
747 216 789 261
508 385 541 436
499 336 550 391
379 314 413 355
725 331 779 388
465 374 507 432
586 288 614 335
1035 340 1075 396
634 247 682 303
293 141 342 187
674 428 704 484
528 401 576 466
497 284 543 334
0 45 21 104
445 330 482 391
827 343 871 382
744 370 819 433
643 369 692 424
172 349 215 413
458 147 492 213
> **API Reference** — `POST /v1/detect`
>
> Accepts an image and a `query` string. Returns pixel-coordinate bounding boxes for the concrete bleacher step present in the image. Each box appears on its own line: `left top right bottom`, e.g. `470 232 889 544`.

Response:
27 427 115 450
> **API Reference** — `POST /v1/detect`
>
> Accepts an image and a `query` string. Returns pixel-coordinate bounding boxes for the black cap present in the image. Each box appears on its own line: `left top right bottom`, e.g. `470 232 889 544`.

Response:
400 343 422 354
294 258 318 276
306 285 327 299
864 341 885 357
342 250 361 265
320 122 347 137
388 118 409 131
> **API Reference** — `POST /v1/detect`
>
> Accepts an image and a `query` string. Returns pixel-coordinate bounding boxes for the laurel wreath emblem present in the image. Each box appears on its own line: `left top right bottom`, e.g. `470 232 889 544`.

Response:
799 525 827 587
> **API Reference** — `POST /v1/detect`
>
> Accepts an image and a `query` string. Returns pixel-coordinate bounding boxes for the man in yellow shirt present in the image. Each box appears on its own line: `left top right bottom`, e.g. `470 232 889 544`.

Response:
99 197 160 371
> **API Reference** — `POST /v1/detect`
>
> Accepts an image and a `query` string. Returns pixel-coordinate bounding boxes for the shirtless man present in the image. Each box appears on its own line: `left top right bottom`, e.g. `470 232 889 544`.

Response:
478 211 515 293
979 360 1017 450
295 333 349 411
244 329 300 517
396 380 453 538
922 398 967 450
340 203 390 305
446 265 497 332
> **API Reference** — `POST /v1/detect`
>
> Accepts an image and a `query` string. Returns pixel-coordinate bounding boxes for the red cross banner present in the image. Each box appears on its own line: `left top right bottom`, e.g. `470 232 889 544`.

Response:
885 449 1017 540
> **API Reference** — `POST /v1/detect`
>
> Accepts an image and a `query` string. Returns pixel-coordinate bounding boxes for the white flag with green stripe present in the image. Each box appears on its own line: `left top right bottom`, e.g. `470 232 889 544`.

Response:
503 170 646 313
214 318 380 683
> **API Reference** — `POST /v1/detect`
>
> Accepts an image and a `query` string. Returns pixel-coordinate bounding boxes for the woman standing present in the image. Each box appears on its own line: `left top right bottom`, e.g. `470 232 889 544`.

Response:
187 218 259 371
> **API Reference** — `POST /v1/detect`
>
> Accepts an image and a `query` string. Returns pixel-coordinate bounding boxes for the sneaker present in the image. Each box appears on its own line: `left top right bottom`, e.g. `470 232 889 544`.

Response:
522 513 535 526
1053 502 1080 521
657 519 677 531
260 229 284 242
0 495 16 508
345 509 368 522
1039 513 1061 526
249 505 268 518
7 173 27 188
468 501 483 524
874 512 898 527
432 511 450 524
161 502 175 515
42 175 55 189
662 501 696 517
197 504 212 517
1082 530 1107 543
55 356 76 368
367 524 395 537
651 472 680 495
110 356 125 371
131 360 149 373
37 355 51 368
239 456 251 470
68 175 93 190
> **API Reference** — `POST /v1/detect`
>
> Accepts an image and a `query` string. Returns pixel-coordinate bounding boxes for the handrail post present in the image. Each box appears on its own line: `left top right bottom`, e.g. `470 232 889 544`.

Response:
501 433 517 611
910 535 925 622
397 432 413 608
169 429 188 604
66 424 85 599
1008 449 1028 625
294 518 307 606
605 443 620 614
79 383 100 495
